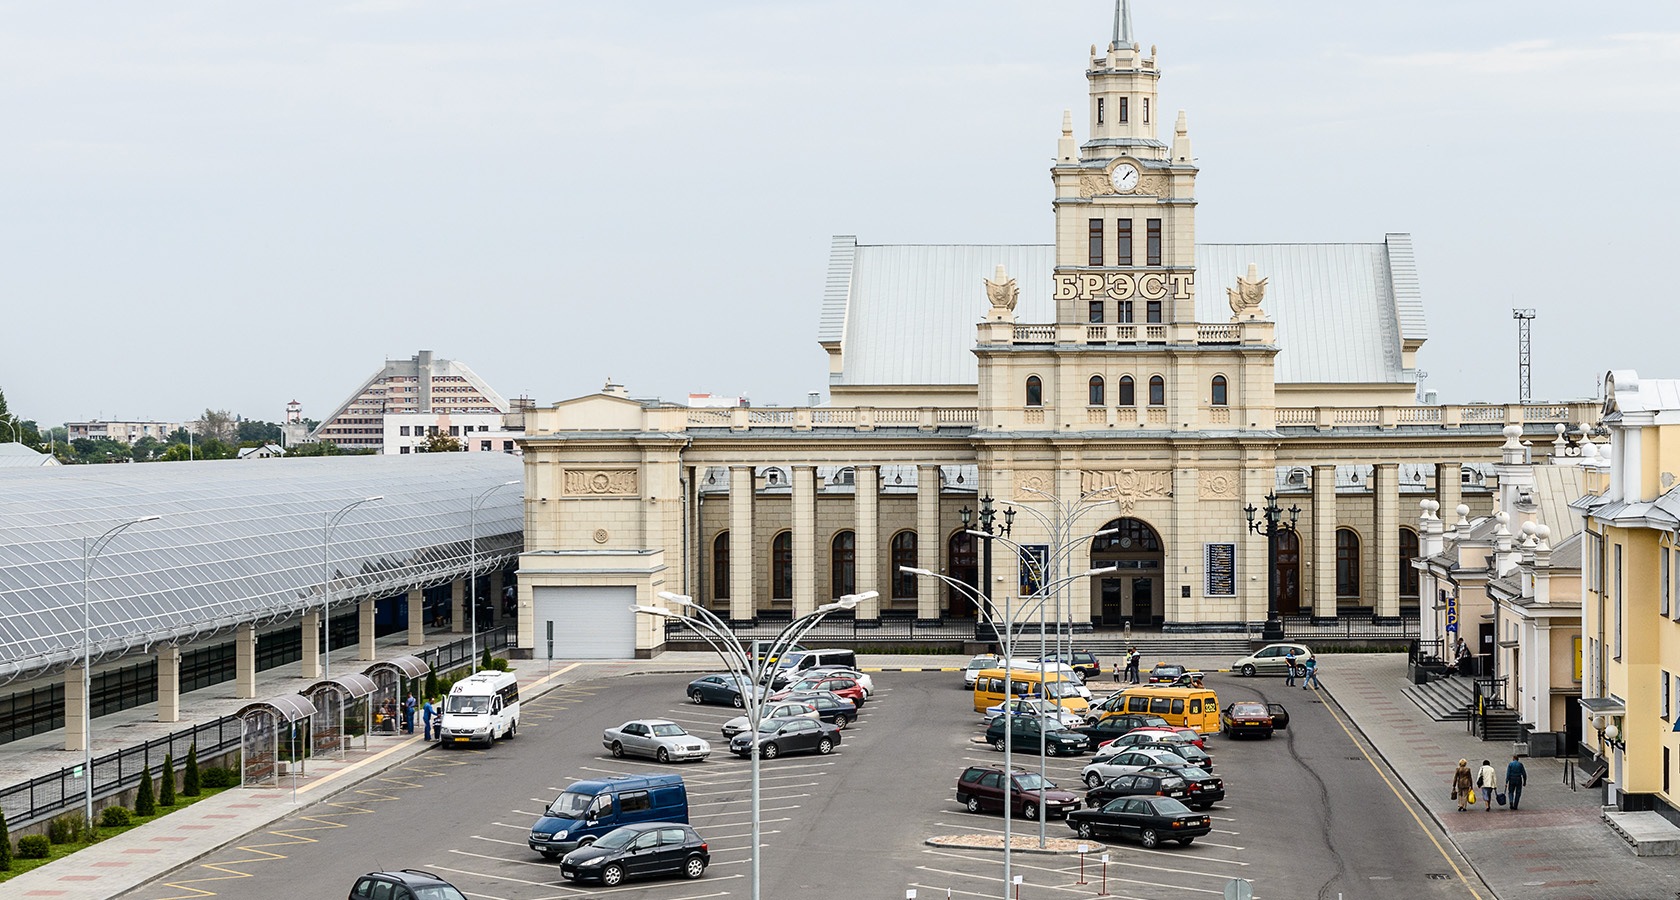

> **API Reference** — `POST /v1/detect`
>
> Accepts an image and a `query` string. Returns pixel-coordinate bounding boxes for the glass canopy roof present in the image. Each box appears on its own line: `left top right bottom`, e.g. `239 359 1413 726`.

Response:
0 453 523 683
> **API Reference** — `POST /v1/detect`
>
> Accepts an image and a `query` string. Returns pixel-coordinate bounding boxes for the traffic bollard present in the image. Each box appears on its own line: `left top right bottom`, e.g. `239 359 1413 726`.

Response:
1098 854 1110 896
1076 844 1089 884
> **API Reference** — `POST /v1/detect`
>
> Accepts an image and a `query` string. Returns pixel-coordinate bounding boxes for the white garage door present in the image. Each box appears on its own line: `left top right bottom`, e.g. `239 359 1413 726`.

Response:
532 585 637 659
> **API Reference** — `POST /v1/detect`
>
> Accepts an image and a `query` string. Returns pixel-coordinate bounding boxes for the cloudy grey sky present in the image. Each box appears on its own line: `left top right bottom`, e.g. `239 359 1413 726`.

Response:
6 1 1678 426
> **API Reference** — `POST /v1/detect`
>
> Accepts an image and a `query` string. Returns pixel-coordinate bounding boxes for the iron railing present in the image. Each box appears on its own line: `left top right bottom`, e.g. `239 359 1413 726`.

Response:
664 613 977 644
1279 612 1419 641
420 624 513 675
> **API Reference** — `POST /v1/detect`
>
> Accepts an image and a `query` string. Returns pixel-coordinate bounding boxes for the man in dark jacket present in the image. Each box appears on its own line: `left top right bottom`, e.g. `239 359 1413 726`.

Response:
1505 754 1528 810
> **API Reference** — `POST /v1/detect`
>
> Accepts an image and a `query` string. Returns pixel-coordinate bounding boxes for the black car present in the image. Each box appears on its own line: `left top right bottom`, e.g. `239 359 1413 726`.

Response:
687 674 761 708
984 716 1090 756
1084 772 1189 808
782 692 858 728
1136 763 1225 809
728 717 842 758
1147 663 1186 684
1042 650 1102 680
1065 795 1212 848
1125 739 1213 771
1075 712 1172 743
350 869 467 900
560 823 709 886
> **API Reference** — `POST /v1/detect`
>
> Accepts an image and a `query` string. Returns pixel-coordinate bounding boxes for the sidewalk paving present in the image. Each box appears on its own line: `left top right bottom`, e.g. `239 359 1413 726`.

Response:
1324 653 1680 900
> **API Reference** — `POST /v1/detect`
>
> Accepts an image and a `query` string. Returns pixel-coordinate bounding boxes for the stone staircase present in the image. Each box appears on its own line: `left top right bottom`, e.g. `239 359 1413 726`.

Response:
1402 675 1473 721
1476 709 1527 742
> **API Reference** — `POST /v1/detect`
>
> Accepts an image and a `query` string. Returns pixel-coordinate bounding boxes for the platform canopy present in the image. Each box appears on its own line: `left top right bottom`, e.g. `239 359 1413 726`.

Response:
0 453 522 683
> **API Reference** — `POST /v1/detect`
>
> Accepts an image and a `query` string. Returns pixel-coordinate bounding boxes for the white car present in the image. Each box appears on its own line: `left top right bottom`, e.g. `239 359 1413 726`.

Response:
983 697 1087 728
804 665 875 696
963 655 1001 688
721 701 820 738
601 720 712 762
1080 747 1190 785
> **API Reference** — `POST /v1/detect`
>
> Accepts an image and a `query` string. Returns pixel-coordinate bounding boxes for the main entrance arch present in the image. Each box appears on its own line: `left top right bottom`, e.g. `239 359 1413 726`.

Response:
1089 518 1165 627
947 531 979 618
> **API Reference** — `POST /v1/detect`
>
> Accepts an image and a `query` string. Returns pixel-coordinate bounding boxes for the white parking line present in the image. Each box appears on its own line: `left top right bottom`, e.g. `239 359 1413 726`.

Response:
433 860 581 890
690 811 796 822
691 793 809 806
490 822 528 831
470 835 529 848
689 781 819 796
920 850 1235 894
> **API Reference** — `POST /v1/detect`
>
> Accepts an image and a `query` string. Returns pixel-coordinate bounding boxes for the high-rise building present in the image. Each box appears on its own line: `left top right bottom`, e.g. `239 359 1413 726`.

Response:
312 350 508 451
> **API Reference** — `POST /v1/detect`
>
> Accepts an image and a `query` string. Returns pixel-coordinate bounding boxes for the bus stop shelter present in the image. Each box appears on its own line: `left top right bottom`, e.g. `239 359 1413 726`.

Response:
236 694 316 787
364 656 428 735
302 673 378 758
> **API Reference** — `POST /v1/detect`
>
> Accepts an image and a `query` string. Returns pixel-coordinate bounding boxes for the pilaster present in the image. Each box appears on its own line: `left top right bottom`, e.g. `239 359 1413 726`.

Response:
407 588 425 647
235 624 256 699
1374 463 1400 623
301 610 322 679
729 466 755 622
1312 464 1338 620
792 465 816 617
855 465 880 619
360 599 377 660
917 465 942 623
157 644 181 723
451 578 466 634
63 664 87 752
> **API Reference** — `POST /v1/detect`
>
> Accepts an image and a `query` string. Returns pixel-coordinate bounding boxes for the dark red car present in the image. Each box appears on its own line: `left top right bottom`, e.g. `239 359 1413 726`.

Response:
770 675 866 706
956 765 1082 821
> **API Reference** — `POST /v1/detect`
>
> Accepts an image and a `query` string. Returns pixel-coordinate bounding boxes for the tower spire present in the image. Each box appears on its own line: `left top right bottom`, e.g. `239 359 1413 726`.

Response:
1111 0 1135 51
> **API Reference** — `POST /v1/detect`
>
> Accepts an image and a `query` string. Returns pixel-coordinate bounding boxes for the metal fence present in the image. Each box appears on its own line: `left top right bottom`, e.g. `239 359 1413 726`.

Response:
1279 612 1419 641
421 624 513 675
664 614 977 645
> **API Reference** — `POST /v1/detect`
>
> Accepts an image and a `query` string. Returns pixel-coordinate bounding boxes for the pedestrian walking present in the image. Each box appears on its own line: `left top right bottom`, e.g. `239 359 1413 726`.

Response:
404 692 417 734
1452 759 1473 811
1505 754 1528 810
422 698 436 741
1302 656 1320 689
1476 759 1498 810
1284 650 1298 686
1130 649 1142 684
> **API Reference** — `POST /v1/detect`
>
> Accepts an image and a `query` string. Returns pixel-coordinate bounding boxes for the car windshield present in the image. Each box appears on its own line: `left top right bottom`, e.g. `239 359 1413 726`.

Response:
547 791 593 818
968 658 996 670
651 723 687 737
447 695 489 715
775 653 808 670
757 720 787 733
1154 665 1183 675
1232 703 1267 716
412 887 468 900
1151 797 1193 815
1014 773 1055 791
1175 766 1212 779
592 828 639 850
1042 682 1081 699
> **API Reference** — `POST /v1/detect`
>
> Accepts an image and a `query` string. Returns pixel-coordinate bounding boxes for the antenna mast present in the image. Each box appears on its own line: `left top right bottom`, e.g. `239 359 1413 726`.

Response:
1512 308 1536 402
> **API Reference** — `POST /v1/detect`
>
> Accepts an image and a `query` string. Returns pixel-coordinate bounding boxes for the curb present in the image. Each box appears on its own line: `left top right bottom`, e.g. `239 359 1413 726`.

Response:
923 836 1105 855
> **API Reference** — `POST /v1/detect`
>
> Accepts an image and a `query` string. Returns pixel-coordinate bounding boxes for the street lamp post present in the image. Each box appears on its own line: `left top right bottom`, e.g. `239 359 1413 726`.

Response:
1008 486 1118 667
1245 492 1300 642
959 496 1015 637
639 589 877 900
82 515 162 828
322 496 383 680
469 481 520 671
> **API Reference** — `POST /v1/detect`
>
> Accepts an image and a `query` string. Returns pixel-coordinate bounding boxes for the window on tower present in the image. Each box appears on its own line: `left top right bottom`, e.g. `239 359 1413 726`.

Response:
1088 301 1104 324
1119 97 1128 124
1117 300 1133 323
1149 375 1165 406
1146 300 1162 323
1118 376 1135 406
1116 219 1132 266
1025 376 1043 407
1143 97 1149 124
1088 219 1103 266
1146 218 1162 266
1096 97 1104 126
1211 375 1228 406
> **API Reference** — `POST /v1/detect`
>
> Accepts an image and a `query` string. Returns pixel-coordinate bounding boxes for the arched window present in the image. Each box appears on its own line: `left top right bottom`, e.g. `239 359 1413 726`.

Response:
1118 375 1135 406
1088 376 1105 406
1148 375 1165 406
891 531 918 599
1025 376 1043 407
771 532 793 599
1275 530 1301 615
1400 528 1421 598
712 532 730 600
1336 528 1361 597
1211 375 1228 406
831 531 856 598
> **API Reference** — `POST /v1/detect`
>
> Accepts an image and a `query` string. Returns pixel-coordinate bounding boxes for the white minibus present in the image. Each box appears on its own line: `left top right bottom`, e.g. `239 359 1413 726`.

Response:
439 670 521 747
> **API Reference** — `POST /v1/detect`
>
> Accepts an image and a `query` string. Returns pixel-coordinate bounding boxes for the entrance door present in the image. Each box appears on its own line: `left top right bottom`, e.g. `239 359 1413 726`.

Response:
1275 531 1301 615
948 532 978 618
1131 578 1155 626
1478 622 1495 677
1100 579 1124 626
1564 700 1582 755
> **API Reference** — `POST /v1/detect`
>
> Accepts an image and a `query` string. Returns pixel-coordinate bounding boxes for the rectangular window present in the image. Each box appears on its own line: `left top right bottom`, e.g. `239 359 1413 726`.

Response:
1096 97 1105 125
480 440 491 451
1117 300 1133 323
1665 548 1672 617
1146 218 1162 266
1119 97 1128 123
1088 219 1104 266
1142 97 1150 123
399 426 410 436
449 425 460 436
1146 300 1162 323
502 440 514 451
1615 543 1624 660
399 446 410 454
1116 219 1133 266
618 790 652 813
1665 670 1671 719
1088 301 1104 323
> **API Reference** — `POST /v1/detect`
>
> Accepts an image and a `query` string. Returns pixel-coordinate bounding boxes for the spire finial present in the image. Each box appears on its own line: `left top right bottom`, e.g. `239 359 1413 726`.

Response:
1111 0 1135 51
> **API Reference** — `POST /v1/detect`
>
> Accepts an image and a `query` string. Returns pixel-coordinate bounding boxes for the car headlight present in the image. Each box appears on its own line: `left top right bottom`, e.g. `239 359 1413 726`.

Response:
555 830 568 840
579 856 605 866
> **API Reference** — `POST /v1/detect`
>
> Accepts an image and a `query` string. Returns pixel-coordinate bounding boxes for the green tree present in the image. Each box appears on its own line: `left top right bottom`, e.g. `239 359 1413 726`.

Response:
159 443 193 462
425 665 439 701
131 435 163 461
236 420 284 444
183 743 201 797
194 409 235 444
0 803 11 871
134 768 156 817
285 440 372 458
159 754 176 807
419 433 463 453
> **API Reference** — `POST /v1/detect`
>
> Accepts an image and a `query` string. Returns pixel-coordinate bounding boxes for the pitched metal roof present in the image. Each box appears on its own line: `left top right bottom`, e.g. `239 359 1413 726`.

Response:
825 235 1422 388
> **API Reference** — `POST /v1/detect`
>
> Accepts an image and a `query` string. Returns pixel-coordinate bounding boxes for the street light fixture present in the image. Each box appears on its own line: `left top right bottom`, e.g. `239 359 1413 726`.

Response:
469 481 520 671
639 589 876 900
322 497 382 680
1245 492 1300 641
82 515 162 828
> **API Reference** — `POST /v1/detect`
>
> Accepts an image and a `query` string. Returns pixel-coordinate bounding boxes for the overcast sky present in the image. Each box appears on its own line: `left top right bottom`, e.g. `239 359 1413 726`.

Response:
6 1 1679 426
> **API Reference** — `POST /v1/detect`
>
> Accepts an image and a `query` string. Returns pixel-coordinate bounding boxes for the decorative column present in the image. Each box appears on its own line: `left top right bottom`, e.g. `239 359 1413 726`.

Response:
1311 464 1338 621
300 610 323 679
407 587 425 647
729 465 756 623
855 465 880 620
63 664 87 752
1373 463 1401 624
917 464 942 623
1436 461 1462 522
450 578 466 634
157 644 181 723
360 599 378 660
792 465 817 617
235 624 256 699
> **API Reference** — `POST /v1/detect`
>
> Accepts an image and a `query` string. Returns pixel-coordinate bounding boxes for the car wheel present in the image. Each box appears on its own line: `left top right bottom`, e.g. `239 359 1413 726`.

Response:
540 850 559 859
1178 837 1195 846
1084 772 1102 788
817 738 833 755
1022 802 1038 821
1045 744 1059 758
1077 821 1094 839
833 714 850 729
1196 802 1213 811
1139 828 1159 849
731 694 744 709
1262 730 1274 740
610 742 624 758
761 742 779 759
657 747 670 763
993 738 1007 752
601 863 624 887
1241 664 1255 677
684 855 706 879
690 690 705 704
965 795 981 813
577 836 596 848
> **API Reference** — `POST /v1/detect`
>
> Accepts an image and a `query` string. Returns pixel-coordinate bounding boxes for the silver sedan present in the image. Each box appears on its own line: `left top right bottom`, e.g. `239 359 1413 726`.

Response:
721 700 819 738
602 719 711 763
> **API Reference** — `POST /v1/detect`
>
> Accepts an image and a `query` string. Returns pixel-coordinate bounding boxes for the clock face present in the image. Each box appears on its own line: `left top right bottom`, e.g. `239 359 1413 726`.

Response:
1110 163 1140 192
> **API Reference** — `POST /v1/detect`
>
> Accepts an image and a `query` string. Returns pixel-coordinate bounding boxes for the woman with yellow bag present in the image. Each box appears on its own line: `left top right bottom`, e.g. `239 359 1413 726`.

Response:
1452 759 1473 811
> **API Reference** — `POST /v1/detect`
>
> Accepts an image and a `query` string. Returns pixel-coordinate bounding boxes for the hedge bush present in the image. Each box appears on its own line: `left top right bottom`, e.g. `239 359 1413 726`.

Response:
17 835 49 859
490 657 509 672
200 767 235 789
101 806 133 827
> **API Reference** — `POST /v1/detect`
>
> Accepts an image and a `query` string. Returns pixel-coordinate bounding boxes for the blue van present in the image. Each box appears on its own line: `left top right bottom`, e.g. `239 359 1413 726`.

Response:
529 774 689 857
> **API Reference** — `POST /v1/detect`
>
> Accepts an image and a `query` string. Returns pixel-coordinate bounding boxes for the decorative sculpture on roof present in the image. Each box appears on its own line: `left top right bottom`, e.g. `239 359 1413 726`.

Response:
984 264 1018 313
1227 262 1267 321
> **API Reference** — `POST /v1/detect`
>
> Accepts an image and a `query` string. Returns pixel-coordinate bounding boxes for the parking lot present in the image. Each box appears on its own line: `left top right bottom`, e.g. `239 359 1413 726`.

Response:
123 661 1485 900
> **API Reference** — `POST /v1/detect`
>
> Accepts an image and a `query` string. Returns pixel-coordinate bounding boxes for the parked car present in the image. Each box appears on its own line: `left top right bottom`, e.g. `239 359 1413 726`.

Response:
781 691 859 728
1231 643 1313 678
1095 727 1205 754
720 701 819 738
602 720 712 762
983 697 1088 729
1065 795 1212 848
1123 740 1213 771
687 674 763 708
1136 763 1225 809
764 649 860 686
1146 663 1186 684
1083 772 1190 807
349 869 467 900
1221 700 1290 738
727 717 842 759
955 765 1082 820
748 640 807 664
1040 650 1102 680
1075 712 1172 744
963 654 1002 688
769 675 866 706
559 823 709 886
1081 747 1190 785
529 773 689 857
984 716 1090 756
799 665 875 695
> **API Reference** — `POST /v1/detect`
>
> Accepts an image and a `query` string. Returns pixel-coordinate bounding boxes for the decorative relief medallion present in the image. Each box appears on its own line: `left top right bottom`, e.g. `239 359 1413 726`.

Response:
1013 471 1055 500
563 469 638 496
1078 172 1170 199
593 528 610 544
1200 471 1239 500
1080 469 1172 514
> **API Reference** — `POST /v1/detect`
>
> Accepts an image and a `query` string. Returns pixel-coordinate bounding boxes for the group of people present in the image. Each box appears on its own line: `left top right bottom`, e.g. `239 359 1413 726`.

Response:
1112 648 1143 684
1283 650 1321 689
1452 755 1528 811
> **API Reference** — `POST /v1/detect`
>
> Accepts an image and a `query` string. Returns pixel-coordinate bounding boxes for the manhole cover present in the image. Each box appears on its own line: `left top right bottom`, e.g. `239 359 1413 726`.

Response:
1427 874 1450 881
